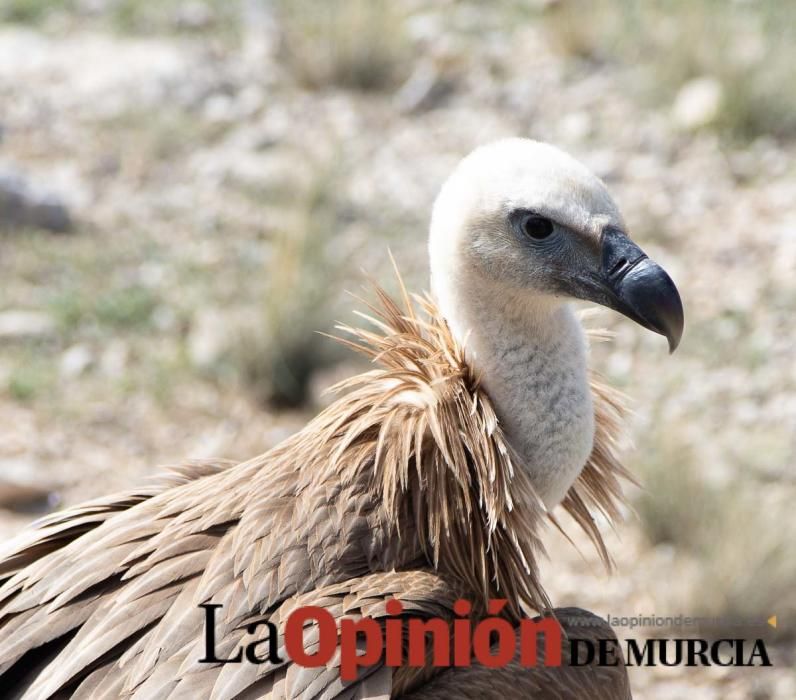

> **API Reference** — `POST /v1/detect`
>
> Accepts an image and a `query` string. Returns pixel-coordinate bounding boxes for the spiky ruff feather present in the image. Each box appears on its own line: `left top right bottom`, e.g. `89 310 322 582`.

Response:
0 278 631 698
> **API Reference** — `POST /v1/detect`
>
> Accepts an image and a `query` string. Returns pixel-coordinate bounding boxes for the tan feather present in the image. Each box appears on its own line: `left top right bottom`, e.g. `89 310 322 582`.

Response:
0 279 630 698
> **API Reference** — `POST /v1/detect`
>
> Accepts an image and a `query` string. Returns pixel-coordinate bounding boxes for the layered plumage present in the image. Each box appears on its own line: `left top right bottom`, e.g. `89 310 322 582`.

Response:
0 137 682 698
0 282 630 699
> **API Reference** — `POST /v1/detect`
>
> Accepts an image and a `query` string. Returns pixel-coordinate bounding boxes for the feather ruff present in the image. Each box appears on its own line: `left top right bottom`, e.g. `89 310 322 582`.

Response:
0 278 631 698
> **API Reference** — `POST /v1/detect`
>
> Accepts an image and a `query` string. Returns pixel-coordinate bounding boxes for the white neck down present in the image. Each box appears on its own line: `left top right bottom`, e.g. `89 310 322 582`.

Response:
436 278 595 509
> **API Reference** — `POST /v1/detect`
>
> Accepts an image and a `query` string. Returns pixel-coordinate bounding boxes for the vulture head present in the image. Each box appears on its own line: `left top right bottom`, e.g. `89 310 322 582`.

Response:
429 138 684 507
430 138 684 353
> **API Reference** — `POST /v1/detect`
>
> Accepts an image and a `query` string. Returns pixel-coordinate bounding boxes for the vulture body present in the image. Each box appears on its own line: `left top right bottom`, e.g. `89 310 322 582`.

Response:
0 139 683 699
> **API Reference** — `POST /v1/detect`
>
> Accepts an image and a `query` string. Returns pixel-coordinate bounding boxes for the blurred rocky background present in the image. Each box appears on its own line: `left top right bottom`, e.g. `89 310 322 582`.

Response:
0 1 794 696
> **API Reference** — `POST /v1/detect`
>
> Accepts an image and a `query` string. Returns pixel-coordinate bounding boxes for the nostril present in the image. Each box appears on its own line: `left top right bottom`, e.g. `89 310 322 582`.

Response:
601 226 648 281
609 257 628 278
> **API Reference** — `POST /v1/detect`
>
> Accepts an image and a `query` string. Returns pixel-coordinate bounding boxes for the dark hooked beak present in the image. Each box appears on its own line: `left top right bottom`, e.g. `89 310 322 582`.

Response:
600 226 684 352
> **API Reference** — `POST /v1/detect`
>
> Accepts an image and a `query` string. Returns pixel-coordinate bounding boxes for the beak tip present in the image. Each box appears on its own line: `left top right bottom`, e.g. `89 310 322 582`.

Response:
665 314 684 354
611 258 684 354
665 296 684 355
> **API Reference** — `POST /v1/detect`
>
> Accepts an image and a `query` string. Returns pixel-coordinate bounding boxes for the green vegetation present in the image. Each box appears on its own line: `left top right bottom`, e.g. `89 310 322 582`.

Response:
635 438 722 551
48 286 158 331
544 0 796 141
0 0 68 24
108 0 240 38
94 286 158 329
277 0 411 91
635 432 796 634
7 359 56 402
233 159 357 408
0 0 239 39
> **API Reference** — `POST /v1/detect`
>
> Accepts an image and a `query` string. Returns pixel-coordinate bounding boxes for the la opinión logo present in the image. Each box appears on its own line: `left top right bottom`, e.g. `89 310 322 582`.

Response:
198 600 774 678
199 599 562 680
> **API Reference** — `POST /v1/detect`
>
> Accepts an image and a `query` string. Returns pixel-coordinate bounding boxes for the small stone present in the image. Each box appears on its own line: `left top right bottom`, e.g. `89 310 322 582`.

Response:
236 85 265 120
395 59 453 113
672 77 724 130
188 309 231 368
0 478 59 513
0 168 72 233
559 111 592 142
0 310 56 339
59 344 93 378
173 1 214 31
152 306 177 332
100 339 129 377
203 93 236 125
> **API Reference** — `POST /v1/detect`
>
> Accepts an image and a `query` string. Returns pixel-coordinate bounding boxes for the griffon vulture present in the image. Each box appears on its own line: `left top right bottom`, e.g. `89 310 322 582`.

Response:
0 139 683 699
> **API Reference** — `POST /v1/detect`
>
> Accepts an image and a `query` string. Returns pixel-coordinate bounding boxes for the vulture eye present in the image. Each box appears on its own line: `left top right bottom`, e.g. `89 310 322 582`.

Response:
521 214 555 240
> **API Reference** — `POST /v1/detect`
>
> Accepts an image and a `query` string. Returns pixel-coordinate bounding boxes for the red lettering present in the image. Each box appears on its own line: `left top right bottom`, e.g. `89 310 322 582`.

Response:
520 616 562 667
283 606 336 669
473 601 515 668
453 599 472 666
384 599 403 666
407 618 451 666
339 617 384 681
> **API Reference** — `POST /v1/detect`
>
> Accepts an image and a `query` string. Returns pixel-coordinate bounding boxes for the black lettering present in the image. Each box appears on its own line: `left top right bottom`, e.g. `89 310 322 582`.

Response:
625 638 655 666
597 639 619 666
244 620 284 664
198 603 243 663
658 639 683 667
748 639 773 667
686 638 709 666
710 639 736 666
569 639 595 666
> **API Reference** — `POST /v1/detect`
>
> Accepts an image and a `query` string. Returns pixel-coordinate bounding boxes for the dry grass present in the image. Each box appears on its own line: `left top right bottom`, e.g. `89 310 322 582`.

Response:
277 0 411 92
635 432 796 636
233 160 355 408
7 357 56 402
108 0 240 37
635 439 723 553
543 0 796 141
0 0 240 38
0 0 64 24
689 499 795 630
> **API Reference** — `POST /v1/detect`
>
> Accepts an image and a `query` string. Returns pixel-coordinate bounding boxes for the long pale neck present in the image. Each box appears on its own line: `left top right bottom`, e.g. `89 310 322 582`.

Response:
435 279 595 508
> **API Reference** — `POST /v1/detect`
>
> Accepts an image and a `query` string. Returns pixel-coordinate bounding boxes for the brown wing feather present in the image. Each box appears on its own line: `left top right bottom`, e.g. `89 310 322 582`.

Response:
0 278 630 698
